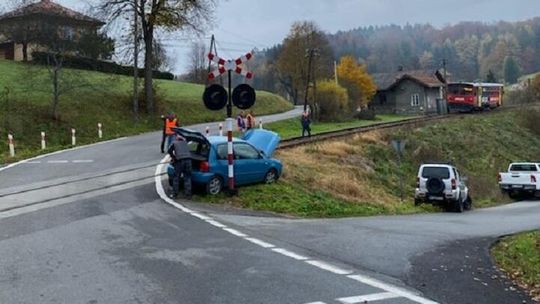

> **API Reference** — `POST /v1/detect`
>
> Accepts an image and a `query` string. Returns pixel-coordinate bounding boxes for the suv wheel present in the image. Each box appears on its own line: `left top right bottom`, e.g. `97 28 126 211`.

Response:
464 196 472 211
454 198 464 213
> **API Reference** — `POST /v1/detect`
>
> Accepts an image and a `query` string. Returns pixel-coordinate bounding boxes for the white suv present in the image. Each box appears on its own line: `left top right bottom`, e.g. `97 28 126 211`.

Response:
414 163 472 212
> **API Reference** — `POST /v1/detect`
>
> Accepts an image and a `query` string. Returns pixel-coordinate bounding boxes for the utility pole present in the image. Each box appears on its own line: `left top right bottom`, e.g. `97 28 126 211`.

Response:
442 59 447 101
334 60 338 85
303 48 319 113
132 0 139 120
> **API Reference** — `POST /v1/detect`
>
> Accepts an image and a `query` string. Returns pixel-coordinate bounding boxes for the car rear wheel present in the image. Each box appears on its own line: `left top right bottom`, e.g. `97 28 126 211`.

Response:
454 198 464 213
206 176 223 195
464 196 472 211
264 168 278 184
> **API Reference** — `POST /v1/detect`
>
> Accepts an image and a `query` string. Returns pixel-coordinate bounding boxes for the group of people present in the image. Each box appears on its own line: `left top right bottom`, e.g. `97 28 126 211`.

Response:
162 108 312 200
236 110 256 133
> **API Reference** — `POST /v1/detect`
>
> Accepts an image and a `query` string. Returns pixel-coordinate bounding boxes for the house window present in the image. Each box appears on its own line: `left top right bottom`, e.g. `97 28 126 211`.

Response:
380 93 387 105
411 94 420 106
63 26 75 40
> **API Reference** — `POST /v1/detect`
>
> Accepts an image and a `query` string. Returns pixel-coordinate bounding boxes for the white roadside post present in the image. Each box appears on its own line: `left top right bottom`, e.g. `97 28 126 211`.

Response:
41 132 46 150
8 134 15 157
71 128 76 146
98 123 103 139
205 126 210 137
259 119 263 129
219 123 223 136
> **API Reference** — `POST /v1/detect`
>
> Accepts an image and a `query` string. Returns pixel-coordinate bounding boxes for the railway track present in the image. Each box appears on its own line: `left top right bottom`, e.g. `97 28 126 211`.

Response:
278 103 537 149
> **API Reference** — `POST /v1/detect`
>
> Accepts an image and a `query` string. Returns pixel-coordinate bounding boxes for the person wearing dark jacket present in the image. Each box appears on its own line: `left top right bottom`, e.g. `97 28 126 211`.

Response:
301 112 311 137
168 134 192 199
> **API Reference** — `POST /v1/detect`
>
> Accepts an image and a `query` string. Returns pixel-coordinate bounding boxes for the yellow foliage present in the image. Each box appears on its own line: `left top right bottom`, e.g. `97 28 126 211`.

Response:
337 55 377 109
316 80 349 121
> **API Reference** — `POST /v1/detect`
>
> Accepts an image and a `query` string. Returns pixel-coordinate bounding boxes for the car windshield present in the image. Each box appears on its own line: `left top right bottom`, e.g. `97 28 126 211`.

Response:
421 167 450 179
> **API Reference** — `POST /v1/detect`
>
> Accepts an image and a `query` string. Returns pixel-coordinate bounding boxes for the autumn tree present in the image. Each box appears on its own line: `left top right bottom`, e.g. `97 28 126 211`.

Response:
316 80 348 121
277 21 333 105
336 55 376 111
100 0 216 114
503 56 521 84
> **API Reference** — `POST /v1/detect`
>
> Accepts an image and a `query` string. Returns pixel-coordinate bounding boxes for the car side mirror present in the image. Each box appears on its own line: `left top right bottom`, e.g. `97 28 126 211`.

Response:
259 150 266 158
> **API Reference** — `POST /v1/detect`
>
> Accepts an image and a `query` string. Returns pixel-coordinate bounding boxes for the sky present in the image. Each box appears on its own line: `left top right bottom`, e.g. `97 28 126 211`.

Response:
12 0 540 73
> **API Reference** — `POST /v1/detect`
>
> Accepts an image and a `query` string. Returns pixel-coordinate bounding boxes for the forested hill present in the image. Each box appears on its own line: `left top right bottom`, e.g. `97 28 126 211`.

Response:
327 18 540 82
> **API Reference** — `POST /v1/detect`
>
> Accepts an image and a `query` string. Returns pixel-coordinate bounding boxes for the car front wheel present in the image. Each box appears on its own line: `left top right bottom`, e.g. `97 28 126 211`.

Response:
206 176 223 195
264 168 278 184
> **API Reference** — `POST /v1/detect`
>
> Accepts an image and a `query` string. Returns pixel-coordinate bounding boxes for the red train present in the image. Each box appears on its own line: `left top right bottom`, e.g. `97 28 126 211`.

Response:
447 82 504 112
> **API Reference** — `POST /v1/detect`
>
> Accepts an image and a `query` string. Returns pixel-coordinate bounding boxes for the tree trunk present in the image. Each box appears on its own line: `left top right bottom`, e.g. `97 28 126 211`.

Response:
51 65 60 120
22 41 28 62
143 30 154 114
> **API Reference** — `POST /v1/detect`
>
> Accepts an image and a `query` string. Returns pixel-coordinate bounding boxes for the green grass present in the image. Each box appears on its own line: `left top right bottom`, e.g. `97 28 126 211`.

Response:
492 231 540 301
264 114 415 139
0 59 292 164
194 107 540 218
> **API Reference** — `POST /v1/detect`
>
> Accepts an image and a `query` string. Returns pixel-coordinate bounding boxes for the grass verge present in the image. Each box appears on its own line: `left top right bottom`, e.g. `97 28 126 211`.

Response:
492 231 540 301
195 107 540 217
0 59 292 164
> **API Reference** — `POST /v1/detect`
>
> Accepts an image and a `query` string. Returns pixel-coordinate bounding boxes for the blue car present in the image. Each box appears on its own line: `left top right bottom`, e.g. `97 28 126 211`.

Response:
167 127 282 195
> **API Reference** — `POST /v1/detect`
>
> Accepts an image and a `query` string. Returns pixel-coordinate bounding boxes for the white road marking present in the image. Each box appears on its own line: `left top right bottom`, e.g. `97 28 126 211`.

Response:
304 302 327 304
337 292 399 303
0 137 126 173
47 160 69 164
72 160 94 163
271 248 309 261
205 219 227 228
347 275 438 304
25 161 42 164
154 155 438 304
244 237 275 248
305 260 353 275
222 227 248 237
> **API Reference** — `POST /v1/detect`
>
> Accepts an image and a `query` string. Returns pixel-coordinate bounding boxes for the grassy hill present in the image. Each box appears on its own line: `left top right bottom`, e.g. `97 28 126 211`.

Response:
202 107 540 217
0 59 292 163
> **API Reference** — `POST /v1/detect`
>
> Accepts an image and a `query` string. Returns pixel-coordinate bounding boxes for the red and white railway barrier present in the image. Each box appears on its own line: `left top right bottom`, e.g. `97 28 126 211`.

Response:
41 132 46 150
207 51 254 80
226 118 235 191
8 134 15 157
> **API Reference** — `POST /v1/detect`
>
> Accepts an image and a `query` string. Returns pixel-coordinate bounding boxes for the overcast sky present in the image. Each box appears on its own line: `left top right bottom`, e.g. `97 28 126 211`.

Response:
21 0 540 73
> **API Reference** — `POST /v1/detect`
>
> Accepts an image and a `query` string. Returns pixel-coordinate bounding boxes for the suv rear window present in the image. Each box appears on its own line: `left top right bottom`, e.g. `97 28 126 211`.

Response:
421 167 450 179
509 164 538 172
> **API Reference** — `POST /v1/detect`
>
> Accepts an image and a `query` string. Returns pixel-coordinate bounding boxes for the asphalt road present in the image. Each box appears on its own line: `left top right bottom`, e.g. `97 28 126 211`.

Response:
1 106 539 304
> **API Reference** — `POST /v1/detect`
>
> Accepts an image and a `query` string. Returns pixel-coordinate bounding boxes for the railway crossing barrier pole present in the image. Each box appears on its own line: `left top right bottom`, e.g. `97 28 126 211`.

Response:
71 128 76 146
8 134 15 157
226 118 236 195
259 119 263 129
219 123 223 136
98 123 103 139
41 132 46 150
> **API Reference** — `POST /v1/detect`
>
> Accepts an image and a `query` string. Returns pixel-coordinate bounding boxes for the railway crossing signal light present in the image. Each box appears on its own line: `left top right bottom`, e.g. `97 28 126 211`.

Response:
203 84 228 111
232 83 256 109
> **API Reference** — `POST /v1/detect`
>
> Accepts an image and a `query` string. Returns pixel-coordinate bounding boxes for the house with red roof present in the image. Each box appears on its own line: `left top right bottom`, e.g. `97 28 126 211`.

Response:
0 0 105 61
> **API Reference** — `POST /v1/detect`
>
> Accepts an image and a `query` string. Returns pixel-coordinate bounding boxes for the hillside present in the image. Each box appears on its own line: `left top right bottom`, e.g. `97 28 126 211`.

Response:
0 59 293 163
202 107 540 217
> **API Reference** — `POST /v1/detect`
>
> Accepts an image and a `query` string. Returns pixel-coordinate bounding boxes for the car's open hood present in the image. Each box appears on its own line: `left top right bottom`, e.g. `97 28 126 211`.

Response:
173 127 210 146
242 129 281 157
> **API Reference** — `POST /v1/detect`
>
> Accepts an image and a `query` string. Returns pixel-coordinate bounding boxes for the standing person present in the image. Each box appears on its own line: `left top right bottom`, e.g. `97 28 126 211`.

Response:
246 110 255 130
301 111 311 137
168 133 192 199
164 113 179 149
236 111 246 133
160 114 167 153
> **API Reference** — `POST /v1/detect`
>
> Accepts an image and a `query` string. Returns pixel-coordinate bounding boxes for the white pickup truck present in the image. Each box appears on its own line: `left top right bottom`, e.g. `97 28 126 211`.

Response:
499 162 540 199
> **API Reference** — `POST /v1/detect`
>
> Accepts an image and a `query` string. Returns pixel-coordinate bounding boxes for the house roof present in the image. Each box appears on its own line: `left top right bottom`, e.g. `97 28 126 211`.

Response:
372 70 444 91
0 0 104 26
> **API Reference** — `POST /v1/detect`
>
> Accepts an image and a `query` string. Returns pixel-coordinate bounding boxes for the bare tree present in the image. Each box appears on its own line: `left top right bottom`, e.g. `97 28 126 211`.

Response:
100 0 216 114
185 40 207 84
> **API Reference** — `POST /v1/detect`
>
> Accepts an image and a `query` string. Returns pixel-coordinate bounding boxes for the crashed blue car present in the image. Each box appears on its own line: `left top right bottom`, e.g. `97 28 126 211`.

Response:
167 127 282 195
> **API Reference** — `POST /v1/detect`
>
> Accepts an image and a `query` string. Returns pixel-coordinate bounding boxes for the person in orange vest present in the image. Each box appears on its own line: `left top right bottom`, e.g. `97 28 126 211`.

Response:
164 113 179 151
246 110 255 130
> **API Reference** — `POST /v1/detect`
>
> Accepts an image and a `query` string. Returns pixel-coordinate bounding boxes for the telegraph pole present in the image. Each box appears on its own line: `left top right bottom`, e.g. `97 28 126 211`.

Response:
303 48 319 113
132 0 139 120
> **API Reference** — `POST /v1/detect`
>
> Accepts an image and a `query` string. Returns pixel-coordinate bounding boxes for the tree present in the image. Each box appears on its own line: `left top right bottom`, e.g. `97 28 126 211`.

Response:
485 69 497 82
185 40 208 84
277 21 333 105
316 80 348 122
100 0 216 114
503 56 521 84
77 32 115 60
336 55 376 111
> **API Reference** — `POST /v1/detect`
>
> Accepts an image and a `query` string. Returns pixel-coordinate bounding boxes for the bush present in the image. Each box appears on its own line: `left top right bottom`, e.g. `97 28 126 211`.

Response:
31 52 174 80
316 80 349 122
520 108 540 135
354 108 376 120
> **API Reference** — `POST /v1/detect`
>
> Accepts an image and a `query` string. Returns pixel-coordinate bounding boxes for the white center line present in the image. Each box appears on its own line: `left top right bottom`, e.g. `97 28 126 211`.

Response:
244 237 275 248
338 292 399 303
47 160 69 164
304 302 327 304
25 161 42 164
271 248 309 261
72 160 94 163
222 228 248 237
